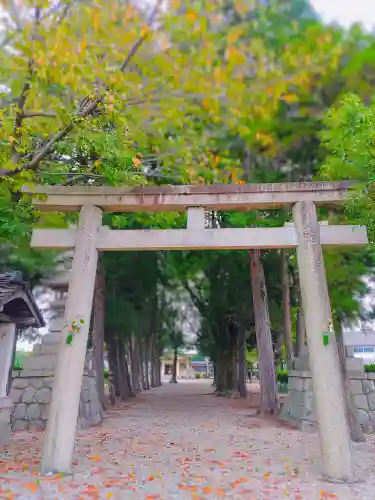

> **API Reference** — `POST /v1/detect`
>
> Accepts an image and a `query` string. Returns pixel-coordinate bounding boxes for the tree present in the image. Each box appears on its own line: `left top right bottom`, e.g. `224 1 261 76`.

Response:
320 94 375 241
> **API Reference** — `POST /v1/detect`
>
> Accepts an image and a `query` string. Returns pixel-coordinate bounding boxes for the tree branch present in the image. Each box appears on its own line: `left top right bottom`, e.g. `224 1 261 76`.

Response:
22 111 57 118
120 0 163 72
0 0 163 180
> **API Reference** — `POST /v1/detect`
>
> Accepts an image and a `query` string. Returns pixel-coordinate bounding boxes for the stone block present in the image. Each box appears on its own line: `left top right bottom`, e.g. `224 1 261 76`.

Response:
41 404 49 420
23 354 57 371
12 378 28 390
362 380 375 395
42 333 61 344
369 410 375 424
82 377 91 391
28 419 45 430
12 419 27 431
367 392 375 411
357 409 369 425
9 388 22 404
349 379 363 395
29 378 47 389
353 394 369 410
81 389 90 403
293 357 310 371
26 403 41 419
346 357 364 373
367 373 375 380
13 403 27 420
21 386 36 403
35 387 51 404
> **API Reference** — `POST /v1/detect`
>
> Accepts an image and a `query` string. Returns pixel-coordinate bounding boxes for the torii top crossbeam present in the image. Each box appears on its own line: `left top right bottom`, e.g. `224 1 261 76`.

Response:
29 181 353 212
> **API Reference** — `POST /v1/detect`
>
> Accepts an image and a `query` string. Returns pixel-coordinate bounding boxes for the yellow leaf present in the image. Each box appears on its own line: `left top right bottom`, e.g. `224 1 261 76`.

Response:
81 40 87 51
141 24 149 37
186 11 198 23
227 27 243 44
282 93 298 104
202 98 209 110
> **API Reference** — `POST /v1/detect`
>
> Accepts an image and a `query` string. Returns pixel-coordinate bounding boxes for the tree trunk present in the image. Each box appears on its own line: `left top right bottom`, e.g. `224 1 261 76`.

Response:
150 336 155 388
143 338 150 390
281 250 294 368
155 346 162 386
106 333 120 397
238 326 247 398
92 257 105 409
337 328 365 442
249 249 280 415
171 347 178 383
130 334 141 392
295 288 307 358
117 338 135 399
138 339 146 390
215 345 238 395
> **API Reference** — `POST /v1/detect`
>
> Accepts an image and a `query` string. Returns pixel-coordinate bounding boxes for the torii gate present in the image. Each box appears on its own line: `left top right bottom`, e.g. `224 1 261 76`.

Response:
30 182 368 482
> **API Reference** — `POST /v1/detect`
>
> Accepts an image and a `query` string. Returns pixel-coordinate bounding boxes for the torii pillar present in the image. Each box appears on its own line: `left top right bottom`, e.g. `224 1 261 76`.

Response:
41 205 102 474
293 201 352 482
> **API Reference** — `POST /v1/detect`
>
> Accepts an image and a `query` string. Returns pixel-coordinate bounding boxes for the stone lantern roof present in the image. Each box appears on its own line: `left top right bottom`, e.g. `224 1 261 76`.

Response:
0 272 45 328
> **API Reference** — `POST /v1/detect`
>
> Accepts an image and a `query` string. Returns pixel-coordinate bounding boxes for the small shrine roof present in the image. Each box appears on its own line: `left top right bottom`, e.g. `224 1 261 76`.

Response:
0 272 45 327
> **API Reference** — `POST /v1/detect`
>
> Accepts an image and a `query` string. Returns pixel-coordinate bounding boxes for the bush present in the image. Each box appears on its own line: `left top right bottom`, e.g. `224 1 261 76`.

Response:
365 364 375 373
277 370 288 384
195 372 201 379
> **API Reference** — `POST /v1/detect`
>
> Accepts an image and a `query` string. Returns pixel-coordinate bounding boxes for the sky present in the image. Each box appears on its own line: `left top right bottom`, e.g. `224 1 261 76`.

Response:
311 0 375 30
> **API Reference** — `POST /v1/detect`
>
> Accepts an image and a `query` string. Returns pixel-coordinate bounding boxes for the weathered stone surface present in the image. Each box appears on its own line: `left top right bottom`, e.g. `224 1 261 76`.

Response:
81 389 90 403
357 409 370 425
35 387 51 404
0 405 12 445
13 403 27 420
346 357 364 373
367 373 375 380
9 388 23 404
82 377 91 390
41 404 49 420
367 392 375 411
12 419 27 431
28 419 45 430
12 378 28 390
21 387 36 403
26 403 41 419
362 380 375 395
353 394 369 411
369 410 375 424
349 379 363 395
293 358 310 371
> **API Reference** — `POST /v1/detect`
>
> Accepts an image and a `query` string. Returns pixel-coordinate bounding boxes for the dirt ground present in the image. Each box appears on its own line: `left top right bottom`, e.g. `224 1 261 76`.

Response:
1 379 375 499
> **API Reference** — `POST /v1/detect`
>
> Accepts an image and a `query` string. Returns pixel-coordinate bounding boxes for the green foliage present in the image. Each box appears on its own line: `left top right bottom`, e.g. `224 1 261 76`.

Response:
13 351 25 370
364 364 375 373
320 94 375 241
276 370 289 384
195 372 201 379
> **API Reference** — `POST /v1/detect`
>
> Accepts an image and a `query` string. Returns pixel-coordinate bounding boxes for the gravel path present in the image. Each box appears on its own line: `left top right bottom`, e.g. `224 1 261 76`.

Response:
1 379 375 499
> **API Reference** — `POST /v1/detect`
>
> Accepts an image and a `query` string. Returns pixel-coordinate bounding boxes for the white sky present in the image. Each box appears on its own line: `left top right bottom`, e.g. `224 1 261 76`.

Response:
311 0 375 30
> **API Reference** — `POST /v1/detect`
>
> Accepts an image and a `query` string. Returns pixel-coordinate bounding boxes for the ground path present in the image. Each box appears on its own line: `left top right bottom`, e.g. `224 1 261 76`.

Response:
1 380 375 499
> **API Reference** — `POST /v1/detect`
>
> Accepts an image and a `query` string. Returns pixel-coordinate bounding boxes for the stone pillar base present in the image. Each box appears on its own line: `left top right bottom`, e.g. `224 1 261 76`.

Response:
10 370 103 431
0 398 13 445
